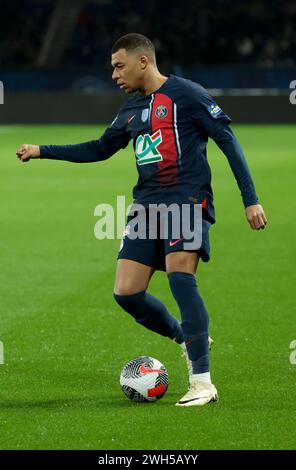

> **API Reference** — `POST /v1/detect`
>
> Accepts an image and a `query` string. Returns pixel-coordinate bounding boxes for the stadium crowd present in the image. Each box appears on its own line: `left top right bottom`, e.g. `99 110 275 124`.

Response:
0 0 295 68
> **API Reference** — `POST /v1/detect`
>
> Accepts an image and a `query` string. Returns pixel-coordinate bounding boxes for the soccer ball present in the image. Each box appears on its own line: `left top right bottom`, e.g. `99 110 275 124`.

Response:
120 356 169 402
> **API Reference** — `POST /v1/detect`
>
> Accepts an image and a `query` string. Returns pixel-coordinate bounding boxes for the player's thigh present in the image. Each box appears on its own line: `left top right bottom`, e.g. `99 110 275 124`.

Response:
114 259 155 295
165 251 199 274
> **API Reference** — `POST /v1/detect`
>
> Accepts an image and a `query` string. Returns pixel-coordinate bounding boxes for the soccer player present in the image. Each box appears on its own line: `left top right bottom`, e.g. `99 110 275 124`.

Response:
16 33 267 407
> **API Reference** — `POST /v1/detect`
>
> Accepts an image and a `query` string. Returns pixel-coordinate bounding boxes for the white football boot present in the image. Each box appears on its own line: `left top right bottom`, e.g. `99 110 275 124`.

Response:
176 380 218 407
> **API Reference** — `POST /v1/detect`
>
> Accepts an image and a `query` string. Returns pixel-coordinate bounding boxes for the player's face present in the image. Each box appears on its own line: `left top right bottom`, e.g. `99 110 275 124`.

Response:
111 49 146 93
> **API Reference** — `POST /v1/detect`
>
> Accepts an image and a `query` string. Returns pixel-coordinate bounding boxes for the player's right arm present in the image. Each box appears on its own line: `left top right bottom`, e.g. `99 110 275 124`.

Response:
16 112 130 163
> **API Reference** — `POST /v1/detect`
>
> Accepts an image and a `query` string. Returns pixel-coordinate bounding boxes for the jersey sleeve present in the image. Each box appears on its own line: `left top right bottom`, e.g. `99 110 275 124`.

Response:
39 109 131 163
189 83 232 139
190 84 259 208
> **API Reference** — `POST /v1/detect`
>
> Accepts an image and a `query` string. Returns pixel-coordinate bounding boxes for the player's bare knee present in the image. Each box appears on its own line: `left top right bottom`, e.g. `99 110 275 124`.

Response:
166 252 198 274
114 279 147 296
166 263 194 274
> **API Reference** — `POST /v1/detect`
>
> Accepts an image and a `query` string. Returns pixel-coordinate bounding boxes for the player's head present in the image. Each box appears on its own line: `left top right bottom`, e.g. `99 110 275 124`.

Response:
111 33 157 94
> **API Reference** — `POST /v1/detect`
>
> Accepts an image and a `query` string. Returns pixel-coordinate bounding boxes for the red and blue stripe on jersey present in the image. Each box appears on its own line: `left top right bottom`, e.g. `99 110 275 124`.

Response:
151 92 180 186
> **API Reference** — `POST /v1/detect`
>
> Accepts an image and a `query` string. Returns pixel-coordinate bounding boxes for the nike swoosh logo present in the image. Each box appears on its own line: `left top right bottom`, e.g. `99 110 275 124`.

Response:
128 114 136 124
139 364 166 375
169 238 183 247
178 394 218 405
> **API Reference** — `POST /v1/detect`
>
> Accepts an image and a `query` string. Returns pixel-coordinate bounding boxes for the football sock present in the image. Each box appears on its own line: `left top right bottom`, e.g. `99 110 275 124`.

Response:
192 372 211 384
168 271 210 374
114 291 184 343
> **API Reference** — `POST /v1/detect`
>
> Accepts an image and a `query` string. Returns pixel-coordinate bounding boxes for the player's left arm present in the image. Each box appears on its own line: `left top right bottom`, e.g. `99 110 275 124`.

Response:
191 88 267 230
212 125 267 230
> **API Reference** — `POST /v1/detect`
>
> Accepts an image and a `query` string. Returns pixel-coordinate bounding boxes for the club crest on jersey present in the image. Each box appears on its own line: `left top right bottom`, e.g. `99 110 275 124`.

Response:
135 130 163 165
141 108 149 122
155 105 168 119
208 104 222 118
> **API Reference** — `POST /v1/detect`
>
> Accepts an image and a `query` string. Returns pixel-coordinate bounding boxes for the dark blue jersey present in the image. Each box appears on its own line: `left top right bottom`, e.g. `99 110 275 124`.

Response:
40 75 258 223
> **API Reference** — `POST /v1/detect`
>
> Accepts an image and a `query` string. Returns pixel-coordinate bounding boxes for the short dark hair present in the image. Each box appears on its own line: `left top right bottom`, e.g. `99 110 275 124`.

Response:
111 33 155 58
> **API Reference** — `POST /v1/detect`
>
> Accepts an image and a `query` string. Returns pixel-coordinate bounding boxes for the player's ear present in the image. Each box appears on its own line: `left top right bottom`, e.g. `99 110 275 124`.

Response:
139 55 149 70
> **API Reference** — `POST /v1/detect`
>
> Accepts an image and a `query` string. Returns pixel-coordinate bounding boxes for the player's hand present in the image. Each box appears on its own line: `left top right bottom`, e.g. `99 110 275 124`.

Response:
16 144 40 162
245 204 267 230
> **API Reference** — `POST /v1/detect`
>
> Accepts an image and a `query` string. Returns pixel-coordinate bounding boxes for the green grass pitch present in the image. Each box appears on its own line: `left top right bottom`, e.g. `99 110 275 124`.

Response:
0 124 295 450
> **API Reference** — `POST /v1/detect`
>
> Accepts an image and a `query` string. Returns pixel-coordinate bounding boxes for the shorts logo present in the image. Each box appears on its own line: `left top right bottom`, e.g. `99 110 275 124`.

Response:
135 130 163 165
123 225 131 237
169 237 183 247
119 224 130 251
155 105 168 119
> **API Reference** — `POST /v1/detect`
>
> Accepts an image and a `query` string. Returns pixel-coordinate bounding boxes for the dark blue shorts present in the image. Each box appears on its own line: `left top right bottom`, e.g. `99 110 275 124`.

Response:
117 205 211 271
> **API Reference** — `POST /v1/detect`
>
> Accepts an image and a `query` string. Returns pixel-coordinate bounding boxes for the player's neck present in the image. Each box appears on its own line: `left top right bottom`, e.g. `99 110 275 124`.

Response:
140 72 168 96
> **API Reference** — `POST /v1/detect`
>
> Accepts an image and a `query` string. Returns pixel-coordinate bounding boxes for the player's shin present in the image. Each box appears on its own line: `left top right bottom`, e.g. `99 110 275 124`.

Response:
168 271 211 382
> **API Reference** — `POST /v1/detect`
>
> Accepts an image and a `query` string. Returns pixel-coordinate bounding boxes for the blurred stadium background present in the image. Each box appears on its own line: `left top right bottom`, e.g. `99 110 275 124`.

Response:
1 0 296 452
0 0 295 123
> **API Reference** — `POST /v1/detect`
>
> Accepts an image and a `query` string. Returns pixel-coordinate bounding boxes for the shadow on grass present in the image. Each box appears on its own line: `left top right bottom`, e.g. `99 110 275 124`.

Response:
0 396 176 410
